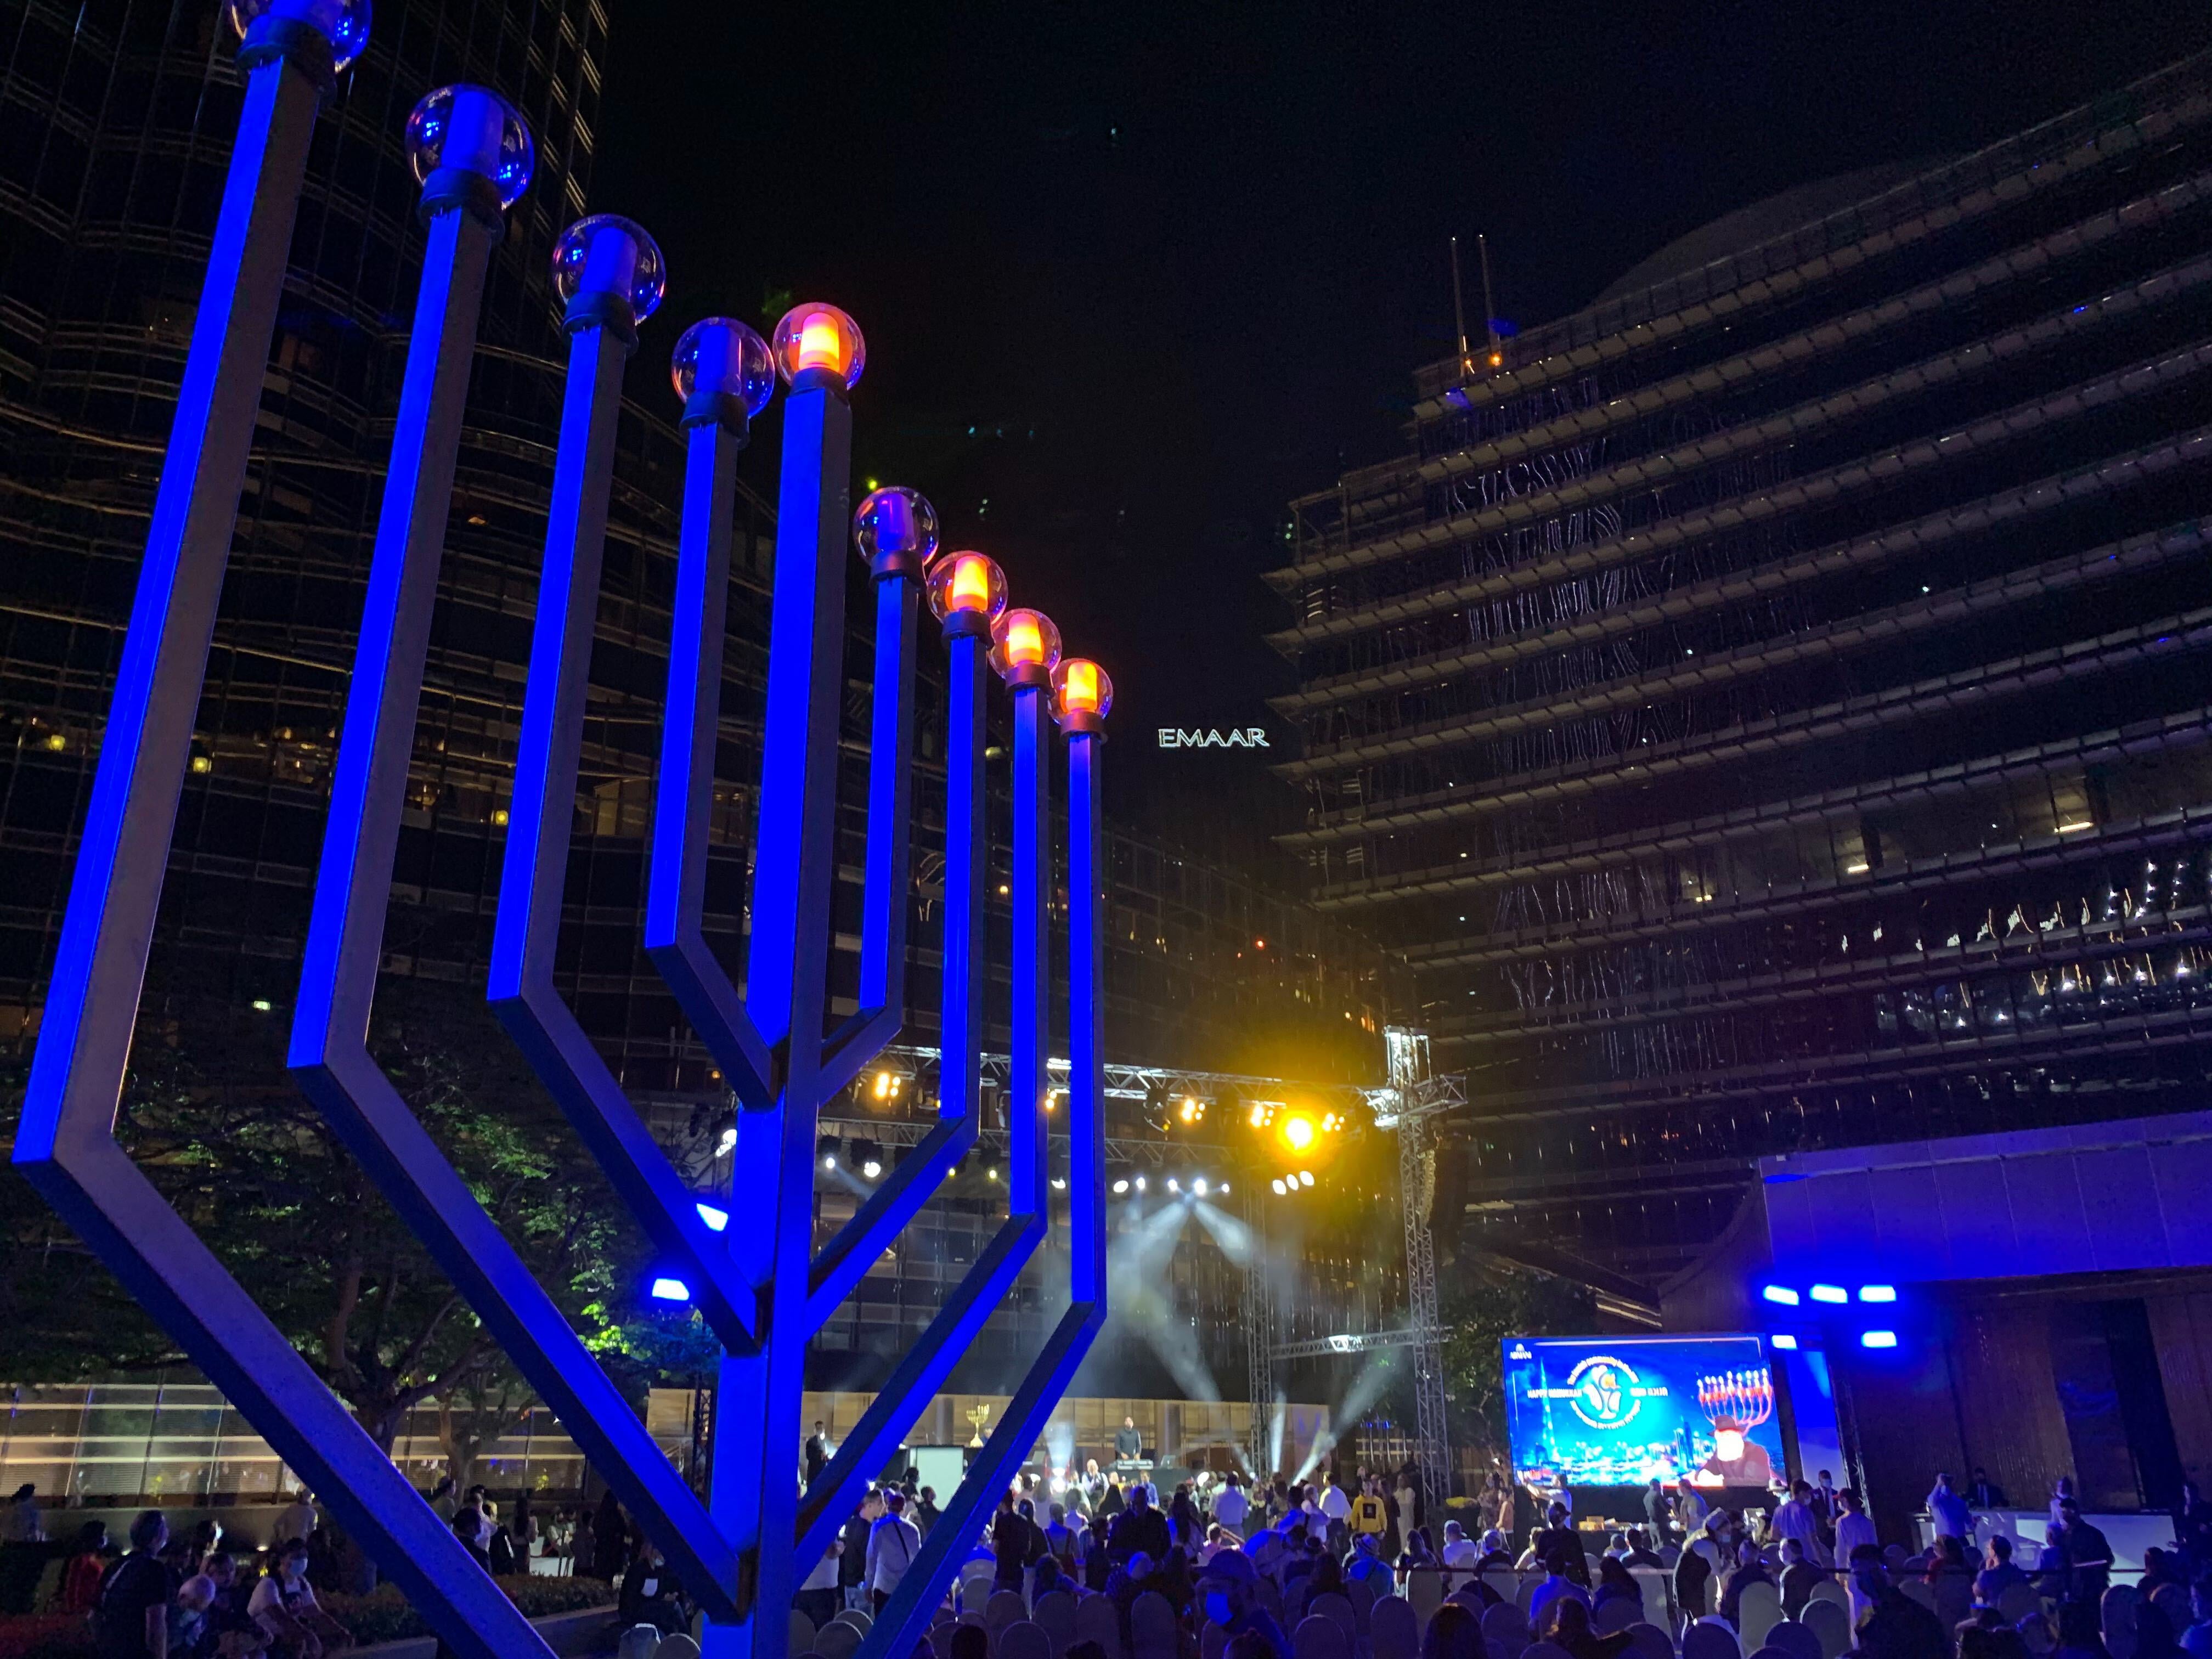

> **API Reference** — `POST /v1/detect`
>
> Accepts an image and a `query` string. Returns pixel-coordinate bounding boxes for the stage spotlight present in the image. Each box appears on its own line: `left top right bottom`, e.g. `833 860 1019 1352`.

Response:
851 1138 885 1180
1177 1096 1205 1125
870 1069 904 1102
715 1126 738 1155
695 1202 729 1232
1859 1284 1897 1302
1051 1177 1068 1190
1761 1285 1801 1306
1810 1284 1847 1304
1861 1330 1898 1348
1282 1115 1316 1153
1142 1079 1171 1132
1133 1175 1147 1192
1218 1181 1229 1194
1112 1178 1131 1195
1193 1178 1209 1198
1166 1178 1180 1194
1271 1178 1286 1195
1770 1333 1798 1351
1248 1102 1267 1129
816 1134 840 1171
650 1277 690 1302
1297 1170 1314 1187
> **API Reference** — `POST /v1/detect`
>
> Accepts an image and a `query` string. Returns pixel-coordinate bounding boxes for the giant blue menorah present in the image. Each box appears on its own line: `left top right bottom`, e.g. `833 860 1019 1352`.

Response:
12 8 1111 1659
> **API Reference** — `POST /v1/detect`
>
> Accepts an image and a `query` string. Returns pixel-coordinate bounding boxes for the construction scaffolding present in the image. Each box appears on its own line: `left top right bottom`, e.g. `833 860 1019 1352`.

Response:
1242 1029 1462 1511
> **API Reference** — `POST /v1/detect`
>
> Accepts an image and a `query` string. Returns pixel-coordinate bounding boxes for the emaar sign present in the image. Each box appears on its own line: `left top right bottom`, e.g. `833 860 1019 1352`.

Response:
1158 727 1270 749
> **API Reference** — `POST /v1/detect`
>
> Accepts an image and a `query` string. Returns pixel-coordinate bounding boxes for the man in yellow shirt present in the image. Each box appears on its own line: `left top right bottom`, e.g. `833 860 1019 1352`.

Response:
1350 1477 1388 1543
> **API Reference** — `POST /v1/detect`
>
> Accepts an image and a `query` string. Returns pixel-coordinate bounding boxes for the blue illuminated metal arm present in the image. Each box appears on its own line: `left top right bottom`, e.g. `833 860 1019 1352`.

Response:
851 718 1110 1659
12 37 559 1659
644 399 776 1110
794 657 1054 1565
703 366 855 1656
805 597 969 1328
487 226 758 1359
819 573 919 1096
289 163 743 1617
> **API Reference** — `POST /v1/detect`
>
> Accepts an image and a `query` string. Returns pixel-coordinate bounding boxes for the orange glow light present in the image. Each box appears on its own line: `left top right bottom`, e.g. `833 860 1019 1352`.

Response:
796 312 844 374
1282 1115 1316 1152
1005 613 1046 665
1064 660 1101 712
949 556 992 613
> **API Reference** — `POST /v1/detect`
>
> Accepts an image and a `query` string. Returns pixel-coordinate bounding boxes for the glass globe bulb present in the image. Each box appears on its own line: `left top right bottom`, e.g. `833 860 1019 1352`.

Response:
225 0 371 72
853 487 940 569
989 608 1062 681
670 318 775 416
1052 658 1113 725
926 552 1007 624
404 86 534 208
770 303 866 390
551 215 666 323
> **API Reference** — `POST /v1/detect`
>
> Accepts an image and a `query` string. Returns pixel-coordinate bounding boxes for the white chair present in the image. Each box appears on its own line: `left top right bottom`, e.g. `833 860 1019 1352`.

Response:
1736 1581 1783 1650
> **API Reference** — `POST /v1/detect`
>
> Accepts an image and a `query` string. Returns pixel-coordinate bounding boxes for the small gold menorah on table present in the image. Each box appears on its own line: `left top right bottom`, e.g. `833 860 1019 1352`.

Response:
966 1404 992 1448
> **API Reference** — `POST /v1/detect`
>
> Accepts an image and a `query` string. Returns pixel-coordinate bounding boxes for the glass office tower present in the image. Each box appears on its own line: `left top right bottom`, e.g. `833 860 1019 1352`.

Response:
1272 55 2212 1285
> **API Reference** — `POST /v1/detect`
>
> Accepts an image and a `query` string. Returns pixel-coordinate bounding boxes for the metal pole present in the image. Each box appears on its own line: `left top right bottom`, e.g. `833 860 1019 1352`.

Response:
855 685 1110 1659
707 342 856 1659
8 18 562 1659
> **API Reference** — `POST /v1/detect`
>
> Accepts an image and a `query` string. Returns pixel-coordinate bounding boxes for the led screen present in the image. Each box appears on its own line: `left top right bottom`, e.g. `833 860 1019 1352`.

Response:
1502 1333 1784 1488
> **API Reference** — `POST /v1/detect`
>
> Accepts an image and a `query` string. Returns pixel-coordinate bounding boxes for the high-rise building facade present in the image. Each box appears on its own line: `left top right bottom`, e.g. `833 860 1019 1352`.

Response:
1270 55 2212 1287
0 0 1397 1409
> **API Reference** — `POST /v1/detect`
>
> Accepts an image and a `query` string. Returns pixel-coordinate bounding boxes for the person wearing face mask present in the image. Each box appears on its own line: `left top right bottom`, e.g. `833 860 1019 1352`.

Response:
246 1542 351 1659
1197 1548 1288 1659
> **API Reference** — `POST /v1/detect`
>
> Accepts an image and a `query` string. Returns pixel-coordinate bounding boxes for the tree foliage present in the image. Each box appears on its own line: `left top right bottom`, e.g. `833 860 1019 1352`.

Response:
0 977 716 1455
1439 1265 1596 1456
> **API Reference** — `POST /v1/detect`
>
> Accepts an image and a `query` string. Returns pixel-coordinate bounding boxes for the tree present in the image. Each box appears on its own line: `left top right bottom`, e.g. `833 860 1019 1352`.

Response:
1438 1265 1596 1458
0 976 703 1465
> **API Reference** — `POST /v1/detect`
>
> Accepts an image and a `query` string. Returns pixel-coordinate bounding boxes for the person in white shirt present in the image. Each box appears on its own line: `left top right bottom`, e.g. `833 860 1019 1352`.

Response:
1213 1476 1249 1533
797 1538 842 1630
1440 1520 1480 1570
866 1491 922 1613
1831 1487 1880 1620
275 1491 318 1547
1771 1480 1831 1566
1319 1476 1352 1525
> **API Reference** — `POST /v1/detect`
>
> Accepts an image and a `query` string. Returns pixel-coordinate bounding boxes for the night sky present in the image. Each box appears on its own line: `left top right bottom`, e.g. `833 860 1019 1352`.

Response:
595 2 2212 858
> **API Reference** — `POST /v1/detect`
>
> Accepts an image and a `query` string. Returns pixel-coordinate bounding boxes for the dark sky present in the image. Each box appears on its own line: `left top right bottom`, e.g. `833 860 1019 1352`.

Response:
595 1 2212 855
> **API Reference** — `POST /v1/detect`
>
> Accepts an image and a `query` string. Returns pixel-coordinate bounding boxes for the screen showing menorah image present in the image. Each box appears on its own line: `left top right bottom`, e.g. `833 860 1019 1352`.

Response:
1502 1333 1787 1489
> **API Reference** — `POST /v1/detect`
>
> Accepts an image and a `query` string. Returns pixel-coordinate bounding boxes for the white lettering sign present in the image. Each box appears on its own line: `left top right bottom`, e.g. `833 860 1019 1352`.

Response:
1156 728 1271 749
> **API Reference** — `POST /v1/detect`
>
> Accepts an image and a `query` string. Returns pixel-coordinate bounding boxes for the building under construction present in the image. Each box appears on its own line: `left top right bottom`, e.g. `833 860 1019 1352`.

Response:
1268 54 2212 1291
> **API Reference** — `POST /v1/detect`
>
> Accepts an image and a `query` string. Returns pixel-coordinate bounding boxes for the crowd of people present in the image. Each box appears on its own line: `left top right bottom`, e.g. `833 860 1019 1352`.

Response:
13 1456 2212 1659
750 1459 2212 1659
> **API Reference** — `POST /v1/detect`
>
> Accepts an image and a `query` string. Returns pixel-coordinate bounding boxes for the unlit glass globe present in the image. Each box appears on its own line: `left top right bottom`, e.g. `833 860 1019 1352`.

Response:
771 303 866 389
404 86 533 207
989 608 1062 680
926 551 1007 624
224 0 371 70
669 318 775 415
551 215 666 321
854 487 940 568
1052 658 1113 724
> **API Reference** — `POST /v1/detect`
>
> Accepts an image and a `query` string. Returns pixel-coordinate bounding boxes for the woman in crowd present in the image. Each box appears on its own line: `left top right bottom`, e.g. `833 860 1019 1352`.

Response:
247 1540 352 1659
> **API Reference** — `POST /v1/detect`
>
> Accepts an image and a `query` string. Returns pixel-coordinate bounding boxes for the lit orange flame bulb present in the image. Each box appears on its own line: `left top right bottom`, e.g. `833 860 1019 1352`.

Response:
771 301 865 389
926 550 1007 626
795 312 843 373
989 607 1062 684
1052 657 1113 726
951 556 992 612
